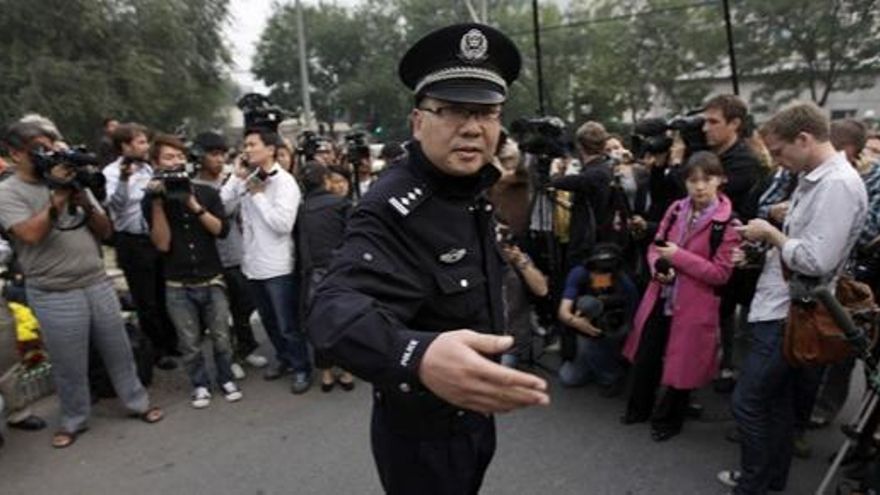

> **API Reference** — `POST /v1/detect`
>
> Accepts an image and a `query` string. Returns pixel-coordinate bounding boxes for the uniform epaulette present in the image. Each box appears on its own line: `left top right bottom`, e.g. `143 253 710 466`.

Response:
362 165 433 218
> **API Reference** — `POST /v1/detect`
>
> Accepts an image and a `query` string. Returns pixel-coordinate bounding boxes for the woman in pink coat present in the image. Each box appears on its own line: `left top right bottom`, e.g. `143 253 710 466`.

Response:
621 151 740 442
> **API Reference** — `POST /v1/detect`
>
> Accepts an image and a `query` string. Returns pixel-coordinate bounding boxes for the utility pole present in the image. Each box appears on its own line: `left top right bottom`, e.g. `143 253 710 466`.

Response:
296 0 313 129
532 0 546 115
722 0 740 95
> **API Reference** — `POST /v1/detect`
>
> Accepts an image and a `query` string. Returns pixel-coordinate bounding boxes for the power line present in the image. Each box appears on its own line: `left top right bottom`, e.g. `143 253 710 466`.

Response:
508 0 721 37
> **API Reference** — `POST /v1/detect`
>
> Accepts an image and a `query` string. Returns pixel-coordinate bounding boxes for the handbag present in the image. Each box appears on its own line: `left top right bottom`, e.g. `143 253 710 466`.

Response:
783 273 877 367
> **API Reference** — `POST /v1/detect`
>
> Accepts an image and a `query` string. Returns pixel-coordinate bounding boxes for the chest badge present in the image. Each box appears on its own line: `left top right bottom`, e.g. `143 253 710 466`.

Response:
439 248 467 264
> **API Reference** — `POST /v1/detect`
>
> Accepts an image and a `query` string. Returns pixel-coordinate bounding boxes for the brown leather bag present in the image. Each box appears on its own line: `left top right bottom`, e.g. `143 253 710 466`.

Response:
783 275 877 367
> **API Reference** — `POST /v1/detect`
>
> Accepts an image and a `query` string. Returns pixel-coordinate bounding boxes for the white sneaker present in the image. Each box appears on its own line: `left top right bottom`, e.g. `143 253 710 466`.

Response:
220 381 243 402
244 353 269 368
231 362 247 380
717 470 741 488
191 387 211 409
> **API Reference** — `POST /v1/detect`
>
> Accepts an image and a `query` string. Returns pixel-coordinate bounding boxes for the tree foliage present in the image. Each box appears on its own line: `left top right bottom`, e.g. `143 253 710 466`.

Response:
0 0 232 144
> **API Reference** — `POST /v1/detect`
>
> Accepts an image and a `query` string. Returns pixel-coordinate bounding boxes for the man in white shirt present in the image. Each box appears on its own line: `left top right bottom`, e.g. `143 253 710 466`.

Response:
221 128 312 393
103 123 178 369
718 102 868 494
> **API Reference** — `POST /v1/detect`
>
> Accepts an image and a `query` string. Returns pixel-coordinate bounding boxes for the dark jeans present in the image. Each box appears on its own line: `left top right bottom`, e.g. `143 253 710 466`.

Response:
248 274 311 374
115 234 177 356
165 284 234 388
626 300 690 432
222 266 259 358
732 319 794 494
371 399 495 495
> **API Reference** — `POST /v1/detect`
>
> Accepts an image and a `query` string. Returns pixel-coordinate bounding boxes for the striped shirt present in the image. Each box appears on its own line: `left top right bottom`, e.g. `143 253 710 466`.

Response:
857 161 880 251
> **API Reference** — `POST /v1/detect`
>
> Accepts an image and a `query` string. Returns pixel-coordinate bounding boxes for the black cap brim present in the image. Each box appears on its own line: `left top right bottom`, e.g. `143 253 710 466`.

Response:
421 79 506 105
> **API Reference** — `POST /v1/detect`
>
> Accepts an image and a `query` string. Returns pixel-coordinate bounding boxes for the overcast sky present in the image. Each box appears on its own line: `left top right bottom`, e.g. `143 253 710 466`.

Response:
226 0 361 92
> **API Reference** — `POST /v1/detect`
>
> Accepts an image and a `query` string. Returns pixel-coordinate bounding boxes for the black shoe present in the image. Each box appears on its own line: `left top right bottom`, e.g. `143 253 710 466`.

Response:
686 402 703 419
291 372 312 395
725 427 741 444
321 380 335 393
651 426 681 442
621 409 650 425
338 378 355 392
263 363 289 381
155 356 178 371
8 415 47 431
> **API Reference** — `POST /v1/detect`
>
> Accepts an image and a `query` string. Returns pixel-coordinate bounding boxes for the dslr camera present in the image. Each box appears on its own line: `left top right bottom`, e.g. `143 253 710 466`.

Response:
296 131 322 162
510 116 568 159
150 170 192 203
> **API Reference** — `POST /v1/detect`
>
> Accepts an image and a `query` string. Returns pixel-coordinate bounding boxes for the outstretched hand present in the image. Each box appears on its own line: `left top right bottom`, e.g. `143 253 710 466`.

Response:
418 330 550 415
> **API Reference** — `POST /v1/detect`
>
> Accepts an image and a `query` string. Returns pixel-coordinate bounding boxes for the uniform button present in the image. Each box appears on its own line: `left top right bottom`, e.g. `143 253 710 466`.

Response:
484 204 493 212
399 382 411 393
460 279 469 288
456 410 465 417
189 243 195 249
363 252 374 262
374 391 382 400
467 206 475 212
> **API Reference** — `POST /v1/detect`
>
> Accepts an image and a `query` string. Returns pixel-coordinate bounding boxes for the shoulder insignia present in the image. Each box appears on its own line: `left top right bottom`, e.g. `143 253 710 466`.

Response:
387 184 429 217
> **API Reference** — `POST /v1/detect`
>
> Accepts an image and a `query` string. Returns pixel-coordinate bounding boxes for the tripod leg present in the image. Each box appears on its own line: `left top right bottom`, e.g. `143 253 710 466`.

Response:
817 392 880 494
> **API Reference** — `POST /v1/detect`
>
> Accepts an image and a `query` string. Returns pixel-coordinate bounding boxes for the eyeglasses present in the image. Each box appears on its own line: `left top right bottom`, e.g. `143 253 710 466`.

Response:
418 105 502 125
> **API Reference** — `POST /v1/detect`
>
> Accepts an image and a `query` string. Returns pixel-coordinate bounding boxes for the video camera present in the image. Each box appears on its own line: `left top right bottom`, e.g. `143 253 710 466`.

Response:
631 113 708 158
150 170 191 203
237 93 286 133
344 132 370 165
296 131 322 162
510 116 568 159
30 146 106 200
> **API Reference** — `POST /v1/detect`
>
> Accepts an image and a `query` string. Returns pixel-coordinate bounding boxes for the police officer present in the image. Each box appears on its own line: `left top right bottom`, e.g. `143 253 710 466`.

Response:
308 23 550 495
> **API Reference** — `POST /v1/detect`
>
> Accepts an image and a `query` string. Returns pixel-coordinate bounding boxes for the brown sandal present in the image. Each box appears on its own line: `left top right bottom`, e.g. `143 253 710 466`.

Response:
52 429 84 449
134 406 164 424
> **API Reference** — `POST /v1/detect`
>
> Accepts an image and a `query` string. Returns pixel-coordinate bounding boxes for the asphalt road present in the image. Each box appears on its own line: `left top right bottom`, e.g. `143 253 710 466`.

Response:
0 340 863 495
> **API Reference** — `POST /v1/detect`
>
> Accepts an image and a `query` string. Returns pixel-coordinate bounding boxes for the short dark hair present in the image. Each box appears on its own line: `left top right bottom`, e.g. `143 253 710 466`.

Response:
760 101 830 143
112 123 148 153
244 127 279 149
681 151 725 179
575 121 609 155
300 162 329 193
2 121 51 151
150 133 187 163
704 94 750 137
830 119 867 154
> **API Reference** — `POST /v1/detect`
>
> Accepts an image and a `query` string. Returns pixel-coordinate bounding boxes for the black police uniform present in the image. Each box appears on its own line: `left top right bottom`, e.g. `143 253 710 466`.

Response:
309 22 522 495
309 141 505 494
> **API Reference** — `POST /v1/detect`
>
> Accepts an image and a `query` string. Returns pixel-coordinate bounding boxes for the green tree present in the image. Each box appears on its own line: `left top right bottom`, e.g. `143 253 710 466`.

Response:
0 0 232 144
731 0 880 109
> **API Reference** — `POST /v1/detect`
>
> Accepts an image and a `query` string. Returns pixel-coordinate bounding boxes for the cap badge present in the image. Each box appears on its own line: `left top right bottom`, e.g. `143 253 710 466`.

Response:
439 248 467 264
459 29 488 63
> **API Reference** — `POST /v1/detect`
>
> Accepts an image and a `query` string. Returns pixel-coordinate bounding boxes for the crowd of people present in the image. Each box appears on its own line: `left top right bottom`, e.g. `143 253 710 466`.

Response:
1 81 880 493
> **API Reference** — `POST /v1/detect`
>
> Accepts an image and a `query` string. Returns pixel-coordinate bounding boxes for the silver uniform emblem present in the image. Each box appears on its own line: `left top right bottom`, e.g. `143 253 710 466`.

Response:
439 248 467 264
459 29 488 62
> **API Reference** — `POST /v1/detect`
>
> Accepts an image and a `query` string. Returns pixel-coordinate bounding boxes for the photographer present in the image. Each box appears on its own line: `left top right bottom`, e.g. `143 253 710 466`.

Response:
719 102 868 494
0 121 162 449
550 121 614 267
143 134 242 408
220 128 313 393
103 123 178 370
557 243 637 397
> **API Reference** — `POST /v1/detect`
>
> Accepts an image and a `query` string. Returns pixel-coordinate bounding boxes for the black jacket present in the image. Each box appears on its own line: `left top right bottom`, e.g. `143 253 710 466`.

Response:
308 142 504 400
551 156 614 265
719 139 763 218
297 189 351 273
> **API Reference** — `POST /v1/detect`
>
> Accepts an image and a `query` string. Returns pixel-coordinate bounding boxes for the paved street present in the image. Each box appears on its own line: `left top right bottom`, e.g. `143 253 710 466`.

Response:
0 337 863 495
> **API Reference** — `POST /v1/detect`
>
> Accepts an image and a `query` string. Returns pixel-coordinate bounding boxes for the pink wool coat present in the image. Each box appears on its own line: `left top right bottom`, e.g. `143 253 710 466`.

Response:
622 194 740 390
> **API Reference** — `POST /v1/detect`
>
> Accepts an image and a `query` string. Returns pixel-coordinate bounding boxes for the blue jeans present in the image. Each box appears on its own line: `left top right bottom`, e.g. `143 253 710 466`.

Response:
559 334 622 387
732 319 795 494
249 274 311 374
165 284 234 388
